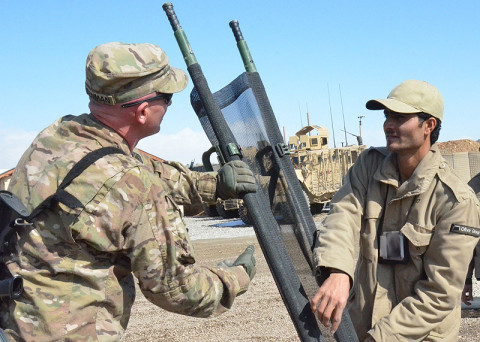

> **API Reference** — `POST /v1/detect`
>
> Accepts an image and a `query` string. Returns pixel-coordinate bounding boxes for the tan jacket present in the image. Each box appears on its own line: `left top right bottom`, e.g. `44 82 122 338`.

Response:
466 173 480 282
313 145 480 342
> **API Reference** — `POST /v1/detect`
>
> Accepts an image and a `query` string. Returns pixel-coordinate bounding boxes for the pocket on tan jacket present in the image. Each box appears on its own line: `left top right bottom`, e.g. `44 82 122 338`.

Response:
401 221 434 256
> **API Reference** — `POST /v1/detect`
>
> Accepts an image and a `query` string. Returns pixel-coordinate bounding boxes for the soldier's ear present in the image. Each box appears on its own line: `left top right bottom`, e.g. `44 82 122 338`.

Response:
424 117 437 134
134 102 150 125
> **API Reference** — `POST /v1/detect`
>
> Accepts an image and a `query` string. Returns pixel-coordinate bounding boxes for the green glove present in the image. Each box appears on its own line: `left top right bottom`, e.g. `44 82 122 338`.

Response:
216 160 257 199
232 245 256 280
217 259 234 268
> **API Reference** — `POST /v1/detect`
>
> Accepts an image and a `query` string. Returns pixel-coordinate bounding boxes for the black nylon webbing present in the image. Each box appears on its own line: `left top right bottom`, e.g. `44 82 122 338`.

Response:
58 147 125 190
28 147 125 220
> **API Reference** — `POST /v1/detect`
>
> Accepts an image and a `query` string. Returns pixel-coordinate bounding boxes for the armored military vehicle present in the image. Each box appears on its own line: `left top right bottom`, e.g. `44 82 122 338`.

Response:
198 125 366 222
198 145 290 224
288 124 366 213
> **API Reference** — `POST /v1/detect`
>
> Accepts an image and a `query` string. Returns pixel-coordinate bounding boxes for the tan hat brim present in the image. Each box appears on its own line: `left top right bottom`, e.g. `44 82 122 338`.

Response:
366 98 422 114
157 67 188 94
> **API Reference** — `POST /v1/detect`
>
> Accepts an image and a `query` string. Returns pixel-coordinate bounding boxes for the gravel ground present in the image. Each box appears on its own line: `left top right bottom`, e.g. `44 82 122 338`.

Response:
185 216 257 241
122 215 480 342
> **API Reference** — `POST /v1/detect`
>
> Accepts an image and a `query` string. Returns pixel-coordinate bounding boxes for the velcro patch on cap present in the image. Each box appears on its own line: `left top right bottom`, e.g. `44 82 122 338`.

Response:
450 224 480 238
86 85 116 105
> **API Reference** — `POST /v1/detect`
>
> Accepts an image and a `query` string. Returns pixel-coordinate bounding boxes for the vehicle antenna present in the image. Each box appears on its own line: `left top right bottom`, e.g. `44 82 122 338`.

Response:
306 102 311 135
339 84 348 146
327 84 336 148
298 102 303 127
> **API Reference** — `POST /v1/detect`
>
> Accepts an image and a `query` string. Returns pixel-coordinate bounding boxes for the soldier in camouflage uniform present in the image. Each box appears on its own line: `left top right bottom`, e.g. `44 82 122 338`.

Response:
2 42 257 341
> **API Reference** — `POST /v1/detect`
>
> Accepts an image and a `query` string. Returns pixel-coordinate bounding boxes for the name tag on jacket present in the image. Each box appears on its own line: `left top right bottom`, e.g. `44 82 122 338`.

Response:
450 224 480 237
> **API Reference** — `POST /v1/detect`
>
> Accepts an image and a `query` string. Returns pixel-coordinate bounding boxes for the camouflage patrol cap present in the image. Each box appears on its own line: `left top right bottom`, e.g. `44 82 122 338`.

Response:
85 42 188 105
366 79 444 121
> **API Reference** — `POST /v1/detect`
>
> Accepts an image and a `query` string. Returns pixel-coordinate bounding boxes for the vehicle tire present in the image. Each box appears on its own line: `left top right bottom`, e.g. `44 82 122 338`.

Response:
202 202 219 217
310 202 324 215
278 201 295 223
216 201 238 219
275 188 311 224
302 188 311 211
238 204 252 225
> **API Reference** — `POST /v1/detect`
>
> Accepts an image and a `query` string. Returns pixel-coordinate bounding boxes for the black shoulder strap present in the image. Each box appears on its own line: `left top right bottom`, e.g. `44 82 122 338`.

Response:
28 147 125 220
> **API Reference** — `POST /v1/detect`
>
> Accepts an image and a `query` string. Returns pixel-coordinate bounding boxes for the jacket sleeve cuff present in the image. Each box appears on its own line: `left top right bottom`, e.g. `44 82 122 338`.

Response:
229 265 251 294
368 325 401 342
208 265 251 297
315 267 353 288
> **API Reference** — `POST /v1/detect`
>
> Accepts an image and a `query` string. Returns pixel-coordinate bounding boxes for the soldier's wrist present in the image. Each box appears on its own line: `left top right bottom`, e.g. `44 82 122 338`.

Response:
328 268 347 275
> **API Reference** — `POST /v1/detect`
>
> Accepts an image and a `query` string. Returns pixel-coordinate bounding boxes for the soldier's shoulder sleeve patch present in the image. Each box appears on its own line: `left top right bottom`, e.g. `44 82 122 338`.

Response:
450 224 480 238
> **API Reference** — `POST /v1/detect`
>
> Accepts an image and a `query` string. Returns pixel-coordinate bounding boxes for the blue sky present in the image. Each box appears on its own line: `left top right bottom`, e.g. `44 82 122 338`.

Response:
1 1 479 172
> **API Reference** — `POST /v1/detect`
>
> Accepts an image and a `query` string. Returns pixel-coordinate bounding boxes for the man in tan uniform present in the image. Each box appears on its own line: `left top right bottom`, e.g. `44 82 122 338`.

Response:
2 42 257 341
311 80 480 341
463 173 480 305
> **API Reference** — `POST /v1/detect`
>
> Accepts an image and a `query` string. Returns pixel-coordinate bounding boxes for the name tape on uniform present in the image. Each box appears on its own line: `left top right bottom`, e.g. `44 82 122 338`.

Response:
450 224 480 238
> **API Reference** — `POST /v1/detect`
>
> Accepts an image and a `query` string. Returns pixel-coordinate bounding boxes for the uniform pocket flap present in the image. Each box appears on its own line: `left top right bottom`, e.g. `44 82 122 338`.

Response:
152 162 181 182
364 200 382 219
401 222 433 247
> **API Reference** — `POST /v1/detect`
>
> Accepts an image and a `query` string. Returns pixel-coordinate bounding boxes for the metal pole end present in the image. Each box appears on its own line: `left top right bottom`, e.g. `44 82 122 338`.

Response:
162 2 173 10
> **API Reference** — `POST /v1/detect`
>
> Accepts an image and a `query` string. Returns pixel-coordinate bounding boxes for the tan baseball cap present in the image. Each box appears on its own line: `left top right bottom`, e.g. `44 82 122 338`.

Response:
366 79 444 121
85 42 188 105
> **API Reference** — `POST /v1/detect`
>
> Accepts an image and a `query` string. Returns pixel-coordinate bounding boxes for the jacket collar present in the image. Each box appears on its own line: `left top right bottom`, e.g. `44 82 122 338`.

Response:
374 144 443 199
87 114 132 156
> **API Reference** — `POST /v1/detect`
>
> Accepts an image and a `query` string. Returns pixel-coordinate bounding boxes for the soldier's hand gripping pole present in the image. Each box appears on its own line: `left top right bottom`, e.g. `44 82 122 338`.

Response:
162 3 324 341
227 20 359 342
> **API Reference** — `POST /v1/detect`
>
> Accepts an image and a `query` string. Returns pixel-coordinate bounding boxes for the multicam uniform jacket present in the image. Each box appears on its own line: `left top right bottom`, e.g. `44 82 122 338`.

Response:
133 151 217 213
3 114 250 341
313 146 480 342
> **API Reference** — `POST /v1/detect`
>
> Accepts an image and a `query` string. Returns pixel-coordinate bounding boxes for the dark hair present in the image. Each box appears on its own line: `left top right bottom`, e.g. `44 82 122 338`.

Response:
417 113 441 145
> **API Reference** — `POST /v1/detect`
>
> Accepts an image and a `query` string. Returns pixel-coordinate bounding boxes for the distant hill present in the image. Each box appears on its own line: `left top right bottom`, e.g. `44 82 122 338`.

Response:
437 139 480 154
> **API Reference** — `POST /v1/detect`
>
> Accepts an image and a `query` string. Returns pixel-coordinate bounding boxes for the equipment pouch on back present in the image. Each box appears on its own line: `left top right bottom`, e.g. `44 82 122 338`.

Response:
0 191 29 299
378 231 410 264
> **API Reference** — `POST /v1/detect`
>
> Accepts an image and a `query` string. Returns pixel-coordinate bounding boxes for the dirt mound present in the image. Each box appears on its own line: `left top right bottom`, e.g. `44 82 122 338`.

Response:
437 139 480 154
